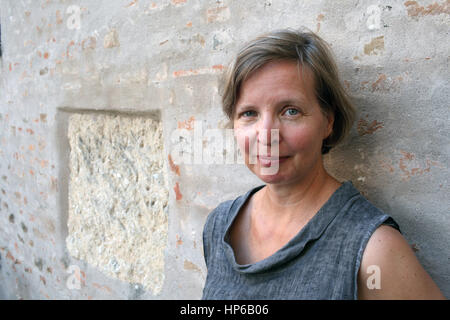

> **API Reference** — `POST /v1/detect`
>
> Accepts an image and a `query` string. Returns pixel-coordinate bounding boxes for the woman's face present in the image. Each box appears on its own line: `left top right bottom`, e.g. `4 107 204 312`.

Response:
233 60 334 185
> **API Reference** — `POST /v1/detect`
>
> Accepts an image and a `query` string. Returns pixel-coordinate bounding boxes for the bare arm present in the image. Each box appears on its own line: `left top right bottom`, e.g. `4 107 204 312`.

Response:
357 225 446 300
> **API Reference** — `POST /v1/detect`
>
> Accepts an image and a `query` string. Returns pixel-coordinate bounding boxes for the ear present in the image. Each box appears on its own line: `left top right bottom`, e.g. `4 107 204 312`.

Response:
323 111 334 140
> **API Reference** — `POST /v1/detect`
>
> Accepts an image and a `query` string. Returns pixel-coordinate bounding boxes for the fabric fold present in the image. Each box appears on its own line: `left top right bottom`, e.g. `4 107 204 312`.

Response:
222 181 360 274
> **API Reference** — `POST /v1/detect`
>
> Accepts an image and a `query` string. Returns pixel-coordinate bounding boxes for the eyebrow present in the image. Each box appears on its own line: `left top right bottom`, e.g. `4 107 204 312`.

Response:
235 97 307 112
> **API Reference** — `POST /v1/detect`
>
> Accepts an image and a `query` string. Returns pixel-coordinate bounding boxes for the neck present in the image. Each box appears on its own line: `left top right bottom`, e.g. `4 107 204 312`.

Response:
257 161 340 222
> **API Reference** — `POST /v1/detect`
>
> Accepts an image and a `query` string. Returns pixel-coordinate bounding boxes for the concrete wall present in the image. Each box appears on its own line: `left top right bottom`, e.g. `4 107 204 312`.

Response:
0 0 448 299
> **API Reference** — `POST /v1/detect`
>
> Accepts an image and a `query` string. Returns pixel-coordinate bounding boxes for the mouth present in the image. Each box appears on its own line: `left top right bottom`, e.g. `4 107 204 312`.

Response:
257 155 290 167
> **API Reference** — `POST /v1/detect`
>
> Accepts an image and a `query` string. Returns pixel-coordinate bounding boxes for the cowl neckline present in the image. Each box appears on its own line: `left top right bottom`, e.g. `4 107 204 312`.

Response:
222 181 360 274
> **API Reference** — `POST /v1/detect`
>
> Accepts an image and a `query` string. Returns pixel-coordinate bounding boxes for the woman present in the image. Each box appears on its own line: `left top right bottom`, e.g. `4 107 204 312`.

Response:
202 29 445 299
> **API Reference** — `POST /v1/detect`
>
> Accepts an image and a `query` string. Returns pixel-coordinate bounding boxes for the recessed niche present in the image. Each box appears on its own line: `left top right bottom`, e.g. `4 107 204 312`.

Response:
66 112 168 295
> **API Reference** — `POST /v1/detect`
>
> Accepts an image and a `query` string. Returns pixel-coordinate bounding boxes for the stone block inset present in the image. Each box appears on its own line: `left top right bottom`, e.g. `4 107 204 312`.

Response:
66 113 168 295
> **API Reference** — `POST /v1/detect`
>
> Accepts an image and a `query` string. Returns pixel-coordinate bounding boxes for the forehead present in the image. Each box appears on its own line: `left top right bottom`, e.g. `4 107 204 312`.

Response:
236 60 316 106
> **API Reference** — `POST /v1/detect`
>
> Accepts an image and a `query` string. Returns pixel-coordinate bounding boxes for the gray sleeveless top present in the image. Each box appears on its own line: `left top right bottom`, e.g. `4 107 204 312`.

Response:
202 181 400 300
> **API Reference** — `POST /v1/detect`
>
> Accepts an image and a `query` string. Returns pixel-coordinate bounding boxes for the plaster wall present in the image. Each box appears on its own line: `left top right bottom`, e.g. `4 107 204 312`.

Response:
0 0 448 299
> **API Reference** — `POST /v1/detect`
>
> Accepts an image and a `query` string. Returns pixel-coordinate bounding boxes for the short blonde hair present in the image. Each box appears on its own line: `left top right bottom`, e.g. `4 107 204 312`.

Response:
221 28 355 154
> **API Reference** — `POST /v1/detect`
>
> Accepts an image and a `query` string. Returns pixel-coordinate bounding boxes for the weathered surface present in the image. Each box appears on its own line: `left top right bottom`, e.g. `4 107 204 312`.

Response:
66 113 168 295
0 0 448 299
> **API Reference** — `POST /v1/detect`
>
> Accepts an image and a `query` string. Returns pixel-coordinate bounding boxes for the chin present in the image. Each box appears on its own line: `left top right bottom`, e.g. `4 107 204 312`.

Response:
257 176 286 185
251 166 287 184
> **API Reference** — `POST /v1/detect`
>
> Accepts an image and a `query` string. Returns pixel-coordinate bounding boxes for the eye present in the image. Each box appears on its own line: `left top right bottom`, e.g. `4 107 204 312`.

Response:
240 110 257 118
283 107 300 116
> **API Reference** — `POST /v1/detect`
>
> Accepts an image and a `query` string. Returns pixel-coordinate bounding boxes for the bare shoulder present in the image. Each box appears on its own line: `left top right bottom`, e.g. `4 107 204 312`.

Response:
357 224 446 300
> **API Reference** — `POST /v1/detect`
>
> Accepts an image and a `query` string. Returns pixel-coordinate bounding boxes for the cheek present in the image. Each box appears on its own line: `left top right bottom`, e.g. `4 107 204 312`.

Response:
284 126 324 153
234 127 257 154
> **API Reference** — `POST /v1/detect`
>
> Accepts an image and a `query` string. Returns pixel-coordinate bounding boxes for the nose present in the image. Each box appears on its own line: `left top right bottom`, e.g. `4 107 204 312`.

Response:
257 113 279 146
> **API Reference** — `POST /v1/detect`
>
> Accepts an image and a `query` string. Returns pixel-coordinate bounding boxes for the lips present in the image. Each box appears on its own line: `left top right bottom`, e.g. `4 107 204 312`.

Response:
258 156 288 160
257 155 290 167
